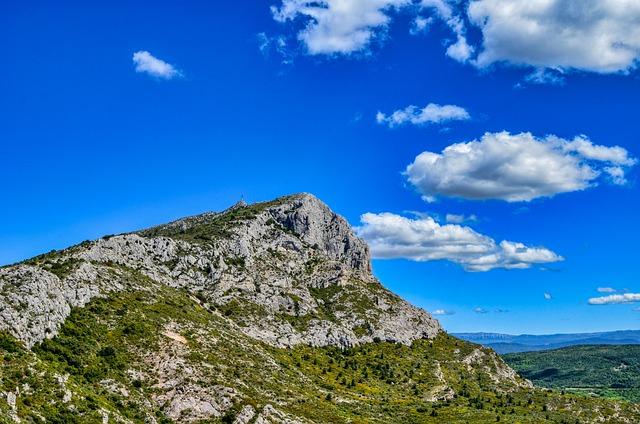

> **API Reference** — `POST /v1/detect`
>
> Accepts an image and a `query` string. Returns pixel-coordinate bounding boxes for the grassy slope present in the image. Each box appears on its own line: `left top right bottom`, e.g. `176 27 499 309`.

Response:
1 278 639 423
504 345 640 403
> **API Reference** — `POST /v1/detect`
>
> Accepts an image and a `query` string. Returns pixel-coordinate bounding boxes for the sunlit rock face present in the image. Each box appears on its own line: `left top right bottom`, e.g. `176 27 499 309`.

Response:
0 193 440 349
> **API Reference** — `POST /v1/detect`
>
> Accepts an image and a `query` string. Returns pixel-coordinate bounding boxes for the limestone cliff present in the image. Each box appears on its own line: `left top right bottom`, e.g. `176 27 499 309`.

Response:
0 193 440 348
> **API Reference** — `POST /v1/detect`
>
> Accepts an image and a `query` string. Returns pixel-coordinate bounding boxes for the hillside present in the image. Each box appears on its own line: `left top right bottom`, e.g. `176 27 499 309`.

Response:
504 345 640 403
1 193 639 423
455 331 640 354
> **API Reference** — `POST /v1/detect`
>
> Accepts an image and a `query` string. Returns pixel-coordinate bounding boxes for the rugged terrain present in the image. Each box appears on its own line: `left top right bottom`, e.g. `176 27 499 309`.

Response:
0 193 639 423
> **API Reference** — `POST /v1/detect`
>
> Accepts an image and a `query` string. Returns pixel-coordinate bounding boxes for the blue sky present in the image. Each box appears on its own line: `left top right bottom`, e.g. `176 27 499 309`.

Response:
2 0 639 334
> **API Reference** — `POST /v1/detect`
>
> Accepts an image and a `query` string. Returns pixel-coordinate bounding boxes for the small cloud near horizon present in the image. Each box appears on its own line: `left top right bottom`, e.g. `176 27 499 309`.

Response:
597 287 617 293
588 293 640 305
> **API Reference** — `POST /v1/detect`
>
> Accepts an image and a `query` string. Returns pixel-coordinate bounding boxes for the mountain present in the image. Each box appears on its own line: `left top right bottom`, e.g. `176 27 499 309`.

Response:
503 345 640 403
454 331 640 354
1 194 439 349
0 193 638 423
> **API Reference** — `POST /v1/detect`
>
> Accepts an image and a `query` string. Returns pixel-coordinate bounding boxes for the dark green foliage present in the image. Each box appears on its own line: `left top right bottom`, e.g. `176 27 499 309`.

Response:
504 345 640 402
139 197 293 243
43 258 82 279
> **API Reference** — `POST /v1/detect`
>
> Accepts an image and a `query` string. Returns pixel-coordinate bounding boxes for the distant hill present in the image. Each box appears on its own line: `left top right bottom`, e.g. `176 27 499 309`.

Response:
454 330 640 353
503 345 640 403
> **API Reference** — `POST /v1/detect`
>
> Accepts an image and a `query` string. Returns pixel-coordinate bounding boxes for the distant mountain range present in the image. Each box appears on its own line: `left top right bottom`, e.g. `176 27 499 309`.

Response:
453 330 640 353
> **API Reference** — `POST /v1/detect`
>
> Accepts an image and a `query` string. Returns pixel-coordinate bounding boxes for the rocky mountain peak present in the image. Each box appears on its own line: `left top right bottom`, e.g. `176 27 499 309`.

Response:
0 193 440 349
261 193 371 273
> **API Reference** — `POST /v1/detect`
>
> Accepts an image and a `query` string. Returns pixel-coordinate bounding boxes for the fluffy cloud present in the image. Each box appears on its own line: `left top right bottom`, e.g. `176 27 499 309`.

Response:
473 307 488 314
270 0 471 57
410 16 432 35
132 51 181 80
405 131 636 202
270 0 640 79
271 0 410 55
431 309 455 315
468 0 640 73
544 292 552 300
355 212 562 271
588 293 640 305
376 103 470 127
597 287 617 293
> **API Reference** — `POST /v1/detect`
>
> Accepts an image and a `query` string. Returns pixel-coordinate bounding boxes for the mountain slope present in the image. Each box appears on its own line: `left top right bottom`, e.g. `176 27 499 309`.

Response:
504 345 640 403
1 193 639 423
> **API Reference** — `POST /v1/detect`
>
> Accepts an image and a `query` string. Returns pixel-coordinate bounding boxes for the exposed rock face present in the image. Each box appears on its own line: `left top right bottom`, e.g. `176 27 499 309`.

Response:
0 262 126 347
0 193 440 348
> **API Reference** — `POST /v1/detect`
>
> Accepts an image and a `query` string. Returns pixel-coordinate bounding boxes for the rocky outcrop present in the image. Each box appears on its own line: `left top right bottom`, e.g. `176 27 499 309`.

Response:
0 193 440 349
0 262 127 347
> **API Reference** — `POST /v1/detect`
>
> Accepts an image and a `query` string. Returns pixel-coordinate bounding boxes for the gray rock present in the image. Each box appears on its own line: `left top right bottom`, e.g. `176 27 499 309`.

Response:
0 193 441 349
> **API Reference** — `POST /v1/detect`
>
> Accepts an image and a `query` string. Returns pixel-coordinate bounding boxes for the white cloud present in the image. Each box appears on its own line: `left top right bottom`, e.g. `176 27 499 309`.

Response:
467 0 640 74
544 292 552 300
524 68 565 86
431 309 455 315
419 0 452 18
588 293 640 305
257 33 294 65
355 211 562 272
405 131 636 202
271 0 410 55
132 51 181 80
605 167 629 185
376 103 470 127
270 0 640 80
474 307 488 314
597 287 617 293
270 0 472 58
446 34 474 62
410 16 432 34
420 1 474 62
445 213 477 224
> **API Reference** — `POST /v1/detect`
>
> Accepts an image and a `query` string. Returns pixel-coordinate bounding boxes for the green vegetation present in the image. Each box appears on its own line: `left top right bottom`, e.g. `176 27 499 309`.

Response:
42 257 82 279
504 345 640 403
2 280 638 422
140 196 295 244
